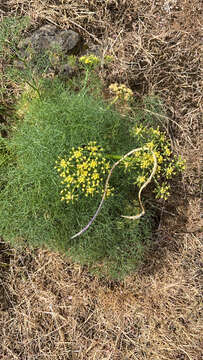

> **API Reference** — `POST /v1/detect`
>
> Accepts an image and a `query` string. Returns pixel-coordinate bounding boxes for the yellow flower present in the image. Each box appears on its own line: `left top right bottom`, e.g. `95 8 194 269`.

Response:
89 160 97 168
109 83 133 102
133 127 143 136
158 155 163 164
65 175 74 183
90 146 98 153
146 141 155 150
65 192 75 203
109 83 118 92
164 146 171 156
141 153 154 168
92 172 99 180
79 55 100 66
176 157 186 171
151 128 160 136
157 184 170 200
60 159 67 168
74 150 82 159
102 186 113 197
86 186 95 195
78 175 86 183
137 175 146 185
60 171 66 178
166 165 175 178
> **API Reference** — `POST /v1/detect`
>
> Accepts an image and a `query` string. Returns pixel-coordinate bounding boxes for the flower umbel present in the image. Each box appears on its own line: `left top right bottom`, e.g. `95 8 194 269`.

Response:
126 125 186 200
79 55 101 68
109 83 133 103
55 142 113 204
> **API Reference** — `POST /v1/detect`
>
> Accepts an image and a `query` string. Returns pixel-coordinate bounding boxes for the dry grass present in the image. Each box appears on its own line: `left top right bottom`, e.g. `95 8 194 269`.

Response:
0 225 202 359
0 0 202 359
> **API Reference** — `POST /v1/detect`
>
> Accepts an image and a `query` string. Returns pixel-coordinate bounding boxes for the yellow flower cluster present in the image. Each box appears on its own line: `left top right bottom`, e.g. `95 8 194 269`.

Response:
137 175 146 185
79 55 101 67
156 183 170 200
109 83 133 102
176 156 186 171
124 125 186 200
140 152 155 169
55 142 113 204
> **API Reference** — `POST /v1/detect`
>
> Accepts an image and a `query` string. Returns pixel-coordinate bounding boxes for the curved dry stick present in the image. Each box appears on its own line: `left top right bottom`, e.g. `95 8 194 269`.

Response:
71 147 157 240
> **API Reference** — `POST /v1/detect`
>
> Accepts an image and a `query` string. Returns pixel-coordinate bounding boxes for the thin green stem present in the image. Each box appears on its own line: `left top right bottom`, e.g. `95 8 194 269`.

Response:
81 69 89 93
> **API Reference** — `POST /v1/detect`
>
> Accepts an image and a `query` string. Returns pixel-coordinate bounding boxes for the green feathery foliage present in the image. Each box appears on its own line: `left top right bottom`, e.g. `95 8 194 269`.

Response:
0 78 153 279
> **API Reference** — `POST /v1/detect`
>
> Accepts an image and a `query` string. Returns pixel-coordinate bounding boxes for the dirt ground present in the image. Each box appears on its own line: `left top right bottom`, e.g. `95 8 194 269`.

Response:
0 1 202 359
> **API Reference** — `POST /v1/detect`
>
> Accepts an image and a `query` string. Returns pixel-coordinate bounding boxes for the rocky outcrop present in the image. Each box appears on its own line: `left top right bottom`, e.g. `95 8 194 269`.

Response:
16 25 82 78
18 25 81 55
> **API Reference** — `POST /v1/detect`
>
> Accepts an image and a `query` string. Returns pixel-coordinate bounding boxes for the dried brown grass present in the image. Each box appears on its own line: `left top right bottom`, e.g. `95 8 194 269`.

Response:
0 0 202 359
0 225 202 359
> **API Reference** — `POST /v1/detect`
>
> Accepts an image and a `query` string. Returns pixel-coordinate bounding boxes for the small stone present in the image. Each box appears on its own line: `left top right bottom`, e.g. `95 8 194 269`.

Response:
18 26 81 55
53 30 81 54
16 25 82 74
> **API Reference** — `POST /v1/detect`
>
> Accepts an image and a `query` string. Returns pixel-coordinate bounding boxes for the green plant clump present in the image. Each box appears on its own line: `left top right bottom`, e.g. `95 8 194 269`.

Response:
0 45 185 278
0 25 185 278
0 78 155 279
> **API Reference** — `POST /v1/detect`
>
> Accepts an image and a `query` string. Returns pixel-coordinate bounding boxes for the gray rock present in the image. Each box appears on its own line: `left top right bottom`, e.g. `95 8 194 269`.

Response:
18 25 81 55
83 43 103 58
16 25 82 77
52 30 81 54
